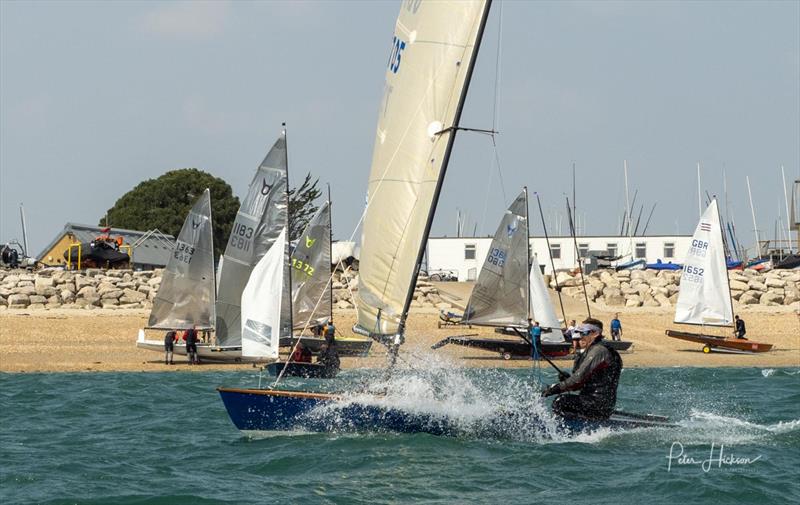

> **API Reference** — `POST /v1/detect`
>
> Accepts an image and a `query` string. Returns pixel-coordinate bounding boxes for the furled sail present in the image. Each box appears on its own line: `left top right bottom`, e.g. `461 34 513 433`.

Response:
148 188 216 329
674 200 734 326
356 0 491 336
291 201 332 329
216 134 289 347
464 191 529 327
241 228 286 358
530 253 562 341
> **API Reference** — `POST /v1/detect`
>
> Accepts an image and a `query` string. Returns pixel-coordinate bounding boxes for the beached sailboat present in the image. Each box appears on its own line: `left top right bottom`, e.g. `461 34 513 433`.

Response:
218 0 669 435
135 189 256 361
431 189 571 359
665 200 773 353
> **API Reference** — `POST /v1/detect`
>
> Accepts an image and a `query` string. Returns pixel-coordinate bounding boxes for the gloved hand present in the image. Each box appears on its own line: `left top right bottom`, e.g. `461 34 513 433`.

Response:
541 384 561 397
558 371 571 382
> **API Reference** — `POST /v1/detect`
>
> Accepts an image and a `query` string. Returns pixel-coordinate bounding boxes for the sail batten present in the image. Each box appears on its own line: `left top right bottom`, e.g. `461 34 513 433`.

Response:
356 0 492 337
674 200 734 326
215 135 289 347
147 189 216 329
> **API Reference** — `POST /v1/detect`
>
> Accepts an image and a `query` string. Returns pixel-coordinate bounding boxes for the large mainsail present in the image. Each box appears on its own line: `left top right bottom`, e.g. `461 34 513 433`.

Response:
291 201 332 329
674 200 734 326
464 191 529 327
241 228 287 358
148 188 216 329
530 253 562 340
216 134 289 347
356 0 492 337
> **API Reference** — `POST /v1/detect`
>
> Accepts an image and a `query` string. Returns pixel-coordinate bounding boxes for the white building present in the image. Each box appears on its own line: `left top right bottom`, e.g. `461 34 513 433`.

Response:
427 235 692 281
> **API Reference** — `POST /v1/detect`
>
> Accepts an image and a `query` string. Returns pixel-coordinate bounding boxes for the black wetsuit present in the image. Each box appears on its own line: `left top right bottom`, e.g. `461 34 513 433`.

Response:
317 336 340 373
550 339 622 420
735 318 747 339
164 331 176 351
185 329 199 353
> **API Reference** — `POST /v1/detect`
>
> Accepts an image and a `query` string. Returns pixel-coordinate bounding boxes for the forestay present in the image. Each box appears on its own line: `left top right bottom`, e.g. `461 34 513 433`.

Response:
530 253 563 341
241 228 287 358
291 201 332 329
465 191 529 327
356 0 491 336
148 188 216 329
216 134 289 347
674 200 734 326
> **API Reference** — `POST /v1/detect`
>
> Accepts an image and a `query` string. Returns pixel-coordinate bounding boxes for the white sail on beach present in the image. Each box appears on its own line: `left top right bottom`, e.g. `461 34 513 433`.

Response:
241 227 287 358
356 0 491 337
216 134 289 347
147 188 215 330
530 253 562 341
291 201 332 329
674 200 734 326
465 191 529 327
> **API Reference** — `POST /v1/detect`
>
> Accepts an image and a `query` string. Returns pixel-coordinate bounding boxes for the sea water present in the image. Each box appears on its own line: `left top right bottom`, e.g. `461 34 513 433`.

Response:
1 364 798 504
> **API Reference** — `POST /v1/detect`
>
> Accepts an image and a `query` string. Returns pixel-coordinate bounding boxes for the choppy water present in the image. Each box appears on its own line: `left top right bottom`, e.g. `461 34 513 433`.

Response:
2 363 799 504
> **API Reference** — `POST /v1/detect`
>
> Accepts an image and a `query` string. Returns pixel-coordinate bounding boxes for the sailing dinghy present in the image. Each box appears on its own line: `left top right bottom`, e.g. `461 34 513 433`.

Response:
219 0 669 436
432 189 571 359
665 200 773 353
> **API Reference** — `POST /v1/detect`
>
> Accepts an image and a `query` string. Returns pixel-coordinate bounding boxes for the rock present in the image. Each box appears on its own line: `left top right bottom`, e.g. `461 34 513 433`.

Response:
739 291 760 305
60 290 75 303
12 286 36 296
34 277 54 294
410 299 423 308
336 300 352 309
625 295 643 307
116 282 136 289
147 277 162 287
74 275 94 290
29 295 47 305
97 282 116 295
121 288 146 303
28 303 46 310
77 286 97 298
643 294 660 307
654 293 671 307
785 290 799 305
603 288 625 306
730 289 744 300
101 289 123 300
747 280 766 292
554 271 576 287
759 292 784 305
729 280 749 292
101 300 119 308
764 277 786 289
729 272 748 283
649 277 669 288
0 287 12 297
3 275 20 285
7 294 30 307
621 286 639 296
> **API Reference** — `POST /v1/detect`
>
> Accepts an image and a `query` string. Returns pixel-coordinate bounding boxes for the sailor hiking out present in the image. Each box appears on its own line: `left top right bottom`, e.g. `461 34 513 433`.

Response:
541 318 622 421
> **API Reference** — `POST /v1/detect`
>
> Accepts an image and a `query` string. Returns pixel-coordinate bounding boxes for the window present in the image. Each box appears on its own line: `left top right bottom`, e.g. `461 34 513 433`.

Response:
635 242 647 259
550 243 561 259
464 244 476 260
606 243 617 257
578 243 589 258
664 242 675 258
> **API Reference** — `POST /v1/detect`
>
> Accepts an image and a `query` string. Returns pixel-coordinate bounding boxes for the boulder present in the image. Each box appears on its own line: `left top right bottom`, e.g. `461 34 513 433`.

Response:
121 288 146 303
730 289 744 301
147 277 162 287
101 290 123 300
654 293 672 307
29 295 47 305
3 274 20 285
747 280 766 292
759 292 784 306
603 288 625 306
34 277 54 294
337 300 352 309
60 290 75 303
77 286 98 298
28 303 46 310
74 275 94 290
101 301 120 309
739 291 760 305
729 280 749 292
764 277 786 289
12 286 36 296
729 272 748 283
7 294 30 307
625 295 643 307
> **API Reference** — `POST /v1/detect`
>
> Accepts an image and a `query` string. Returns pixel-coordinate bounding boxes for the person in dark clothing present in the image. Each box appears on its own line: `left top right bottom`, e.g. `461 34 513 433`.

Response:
184 326 200 365
290 342 313 363
164 330 176 365
610 313 622 341
541 318 623 421
317 329 340 375
734 315 747 339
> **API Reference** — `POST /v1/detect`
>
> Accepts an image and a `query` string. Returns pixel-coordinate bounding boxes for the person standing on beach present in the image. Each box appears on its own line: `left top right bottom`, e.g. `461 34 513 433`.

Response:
541 318 622 421
528 319 542 360
185 326 200 364
734 315 747 339
610 314 622 341
164 330 176 365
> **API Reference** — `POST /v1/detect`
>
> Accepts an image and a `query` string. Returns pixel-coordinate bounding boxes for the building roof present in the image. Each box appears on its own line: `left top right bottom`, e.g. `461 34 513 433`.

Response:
38 223 176 267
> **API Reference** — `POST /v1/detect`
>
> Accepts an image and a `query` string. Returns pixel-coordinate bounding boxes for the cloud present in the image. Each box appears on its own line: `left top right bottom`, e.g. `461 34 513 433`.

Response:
139 1 231 40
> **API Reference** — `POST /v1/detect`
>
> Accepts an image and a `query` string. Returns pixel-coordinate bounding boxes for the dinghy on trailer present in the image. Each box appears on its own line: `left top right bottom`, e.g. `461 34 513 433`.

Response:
665 200 773 354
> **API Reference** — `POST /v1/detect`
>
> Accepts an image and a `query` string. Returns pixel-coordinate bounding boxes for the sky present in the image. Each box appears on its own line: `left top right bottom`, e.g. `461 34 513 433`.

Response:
1 0 798 258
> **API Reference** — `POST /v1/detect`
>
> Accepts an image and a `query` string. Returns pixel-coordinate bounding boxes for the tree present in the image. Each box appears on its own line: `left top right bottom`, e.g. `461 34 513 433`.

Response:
101 169 239 258
289 173 322 241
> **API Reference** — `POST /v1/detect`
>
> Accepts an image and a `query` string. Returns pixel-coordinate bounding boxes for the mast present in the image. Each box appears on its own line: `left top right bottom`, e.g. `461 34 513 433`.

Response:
746 176 759 259
781 165 791 251
397 0 493 338
623 160 633 257
697 162 702 218
327 183 333 323
718 198 736 324
524 187 531 320
19 204 29 257
284 123 294 331
566 196 591 317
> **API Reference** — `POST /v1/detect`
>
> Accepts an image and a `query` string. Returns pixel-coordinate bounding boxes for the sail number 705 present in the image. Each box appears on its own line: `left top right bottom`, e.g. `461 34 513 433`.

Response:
388 36 406 74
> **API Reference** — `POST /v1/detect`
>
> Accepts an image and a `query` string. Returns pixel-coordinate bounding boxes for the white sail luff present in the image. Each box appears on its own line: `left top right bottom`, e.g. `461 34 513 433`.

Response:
674 200 734 326
241 228 286 358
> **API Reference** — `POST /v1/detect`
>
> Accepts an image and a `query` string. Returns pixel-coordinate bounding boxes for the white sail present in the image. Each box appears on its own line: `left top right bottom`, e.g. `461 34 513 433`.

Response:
530 253 562 341
147 188 215 329
356 0 491 337
241 227 287 358
674 200 734 326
